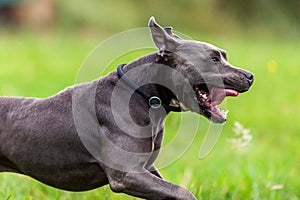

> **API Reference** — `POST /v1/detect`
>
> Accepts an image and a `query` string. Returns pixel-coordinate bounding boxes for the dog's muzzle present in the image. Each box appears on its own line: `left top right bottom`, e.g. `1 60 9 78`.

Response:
191 70 254 123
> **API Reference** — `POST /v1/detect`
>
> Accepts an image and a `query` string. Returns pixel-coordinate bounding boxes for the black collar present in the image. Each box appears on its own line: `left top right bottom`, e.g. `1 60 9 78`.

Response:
117 64 182 112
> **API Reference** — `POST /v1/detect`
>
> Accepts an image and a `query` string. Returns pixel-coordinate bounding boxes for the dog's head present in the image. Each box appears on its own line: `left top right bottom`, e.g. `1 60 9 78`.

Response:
148 17 254 123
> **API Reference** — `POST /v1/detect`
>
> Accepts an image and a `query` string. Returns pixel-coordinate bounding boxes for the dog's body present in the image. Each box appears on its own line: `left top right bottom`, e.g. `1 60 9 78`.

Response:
0 85 108 191
0 17 253 199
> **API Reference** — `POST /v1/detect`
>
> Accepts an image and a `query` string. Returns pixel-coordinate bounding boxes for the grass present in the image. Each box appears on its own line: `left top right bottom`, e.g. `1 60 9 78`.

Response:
0 30 300 200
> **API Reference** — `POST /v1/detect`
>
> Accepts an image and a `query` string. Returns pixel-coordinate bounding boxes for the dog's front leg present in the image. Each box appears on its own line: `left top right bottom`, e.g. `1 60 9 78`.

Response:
147 165 164 179
106 168 196 200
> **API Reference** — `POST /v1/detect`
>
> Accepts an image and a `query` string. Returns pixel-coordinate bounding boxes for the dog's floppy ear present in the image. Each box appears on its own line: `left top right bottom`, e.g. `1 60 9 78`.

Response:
148 16 179 55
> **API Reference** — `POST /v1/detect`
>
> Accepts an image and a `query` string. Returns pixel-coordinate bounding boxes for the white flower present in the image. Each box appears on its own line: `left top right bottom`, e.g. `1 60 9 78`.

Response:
227 121 252 150
271 184 284 191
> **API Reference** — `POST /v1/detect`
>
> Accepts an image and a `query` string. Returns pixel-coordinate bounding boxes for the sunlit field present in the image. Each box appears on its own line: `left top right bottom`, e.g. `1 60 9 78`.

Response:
0 31 299 200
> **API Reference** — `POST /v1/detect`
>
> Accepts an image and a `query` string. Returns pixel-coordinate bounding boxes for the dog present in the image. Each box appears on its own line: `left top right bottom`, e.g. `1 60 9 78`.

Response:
0 17 253 200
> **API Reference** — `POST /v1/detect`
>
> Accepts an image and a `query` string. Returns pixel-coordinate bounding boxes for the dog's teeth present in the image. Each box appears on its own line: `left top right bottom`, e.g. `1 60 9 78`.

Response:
198 93 207 100
221 110 229 118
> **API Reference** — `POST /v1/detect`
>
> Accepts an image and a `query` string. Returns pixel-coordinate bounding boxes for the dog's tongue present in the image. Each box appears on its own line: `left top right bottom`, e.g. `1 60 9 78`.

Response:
210 87 239 106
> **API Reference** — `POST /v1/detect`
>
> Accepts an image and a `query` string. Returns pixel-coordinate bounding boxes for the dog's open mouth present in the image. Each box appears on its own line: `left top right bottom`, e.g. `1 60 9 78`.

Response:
194 85 239 123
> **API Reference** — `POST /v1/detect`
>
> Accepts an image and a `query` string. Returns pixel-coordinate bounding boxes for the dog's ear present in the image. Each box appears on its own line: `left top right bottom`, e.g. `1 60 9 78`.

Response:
164 27 182 39
148 16 180 55
164 27 175 36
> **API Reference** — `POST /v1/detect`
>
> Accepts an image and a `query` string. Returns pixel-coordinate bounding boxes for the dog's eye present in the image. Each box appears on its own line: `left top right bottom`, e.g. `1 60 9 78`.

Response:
211 57 220 63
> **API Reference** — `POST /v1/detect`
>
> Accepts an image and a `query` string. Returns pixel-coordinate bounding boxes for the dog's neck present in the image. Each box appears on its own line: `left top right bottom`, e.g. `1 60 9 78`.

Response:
121 52 178 113
123 52 177 71
123 53 161 71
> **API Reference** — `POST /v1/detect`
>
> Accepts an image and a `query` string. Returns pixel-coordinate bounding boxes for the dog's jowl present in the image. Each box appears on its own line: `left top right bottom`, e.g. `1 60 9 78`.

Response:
0 17 253 200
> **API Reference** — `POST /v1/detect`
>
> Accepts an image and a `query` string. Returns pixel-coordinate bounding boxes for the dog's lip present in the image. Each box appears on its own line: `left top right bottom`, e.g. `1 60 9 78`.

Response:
194 86 239 123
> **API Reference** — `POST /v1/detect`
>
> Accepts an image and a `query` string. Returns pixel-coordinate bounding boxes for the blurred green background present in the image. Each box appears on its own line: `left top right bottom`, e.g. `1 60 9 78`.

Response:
0 0 300 199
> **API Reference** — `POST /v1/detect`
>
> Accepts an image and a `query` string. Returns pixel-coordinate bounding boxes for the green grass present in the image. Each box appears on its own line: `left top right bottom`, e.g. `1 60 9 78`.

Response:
0 31 300 200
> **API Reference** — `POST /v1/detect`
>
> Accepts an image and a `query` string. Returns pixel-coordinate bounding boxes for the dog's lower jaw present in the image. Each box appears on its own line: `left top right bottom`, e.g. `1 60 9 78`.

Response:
192 104 227 124
167 92 227 123
206 109 228 124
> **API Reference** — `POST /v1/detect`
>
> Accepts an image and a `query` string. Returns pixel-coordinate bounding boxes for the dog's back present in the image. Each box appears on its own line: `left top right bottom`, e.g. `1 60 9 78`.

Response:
0 97 36 132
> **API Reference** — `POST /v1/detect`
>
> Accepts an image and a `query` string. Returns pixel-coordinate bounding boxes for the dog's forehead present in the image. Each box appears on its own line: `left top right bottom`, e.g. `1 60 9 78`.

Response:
200 42 222 51
194 41 225 54
177 40 226 56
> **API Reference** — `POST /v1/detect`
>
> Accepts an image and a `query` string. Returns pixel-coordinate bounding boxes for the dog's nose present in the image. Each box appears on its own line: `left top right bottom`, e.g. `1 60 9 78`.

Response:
243 71 254 86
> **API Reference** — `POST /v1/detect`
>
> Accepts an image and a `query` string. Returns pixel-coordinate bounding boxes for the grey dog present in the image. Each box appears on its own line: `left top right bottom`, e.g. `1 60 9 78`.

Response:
0 17 253 199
